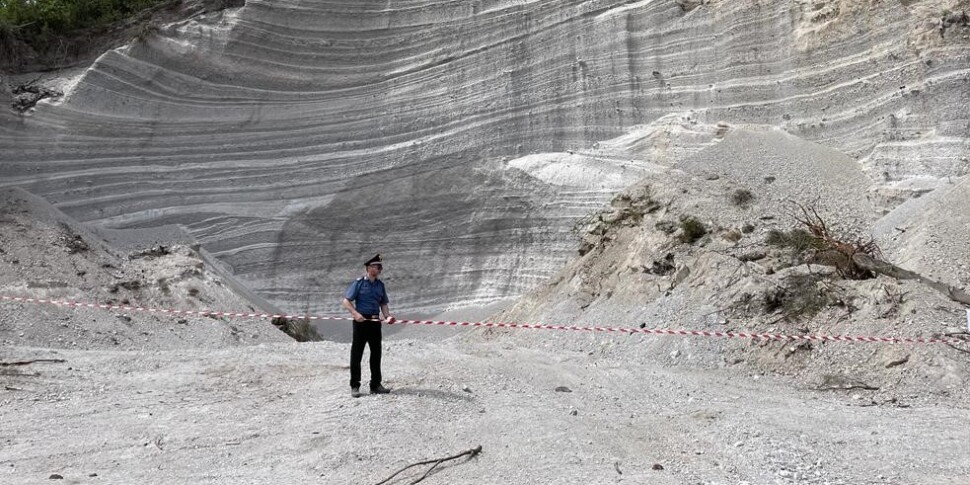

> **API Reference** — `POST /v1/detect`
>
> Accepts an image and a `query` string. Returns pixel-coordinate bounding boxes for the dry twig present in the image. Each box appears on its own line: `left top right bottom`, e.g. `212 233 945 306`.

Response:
0 359 66 367
374 445 482 485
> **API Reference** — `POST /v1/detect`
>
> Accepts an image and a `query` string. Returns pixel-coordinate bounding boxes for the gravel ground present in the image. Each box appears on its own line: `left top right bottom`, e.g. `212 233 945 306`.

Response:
2 337 969 485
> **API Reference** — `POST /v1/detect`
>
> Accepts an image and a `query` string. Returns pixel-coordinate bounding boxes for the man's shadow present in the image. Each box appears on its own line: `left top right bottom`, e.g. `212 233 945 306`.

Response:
388 387 476 402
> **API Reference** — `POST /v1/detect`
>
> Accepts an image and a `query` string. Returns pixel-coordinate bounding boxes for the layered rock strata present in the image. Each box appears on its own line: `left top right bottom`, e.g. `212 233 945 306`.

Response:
1 0 967 315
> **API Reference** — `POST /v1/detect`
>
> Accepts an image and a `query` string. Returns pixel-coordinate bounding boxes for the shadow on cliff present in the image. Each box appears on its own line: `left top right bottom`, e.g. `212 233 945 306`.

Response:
269 156 557 342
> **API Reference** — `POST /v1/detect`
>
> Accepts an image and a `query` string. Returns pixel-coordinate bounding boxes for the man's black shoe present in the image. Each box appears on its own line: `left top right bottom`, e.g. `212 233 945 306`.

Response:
370 385 390 394
351 387 361 398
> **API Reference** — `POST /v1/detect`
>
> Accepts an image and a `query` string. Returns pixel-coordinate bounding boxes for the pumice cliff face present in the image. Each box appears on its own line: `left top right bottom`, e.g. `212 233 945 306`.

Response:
1 0 967 315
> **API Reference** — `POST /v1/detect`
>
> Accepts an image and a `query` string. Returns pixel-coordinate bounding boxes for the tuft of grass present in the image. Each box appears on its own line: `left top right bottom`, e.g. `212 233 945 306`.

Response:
762 273 834 321
730 189 755 208
156 278 171 295
134 22 160 42
678 217 707 244
271 316 323 342
766 228 824 253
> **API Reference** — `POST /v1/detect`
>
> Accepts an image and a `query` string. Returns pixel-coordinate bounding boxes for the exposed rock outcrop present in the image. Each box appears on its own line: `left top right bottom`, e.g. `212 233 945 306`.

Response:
1 0 967 315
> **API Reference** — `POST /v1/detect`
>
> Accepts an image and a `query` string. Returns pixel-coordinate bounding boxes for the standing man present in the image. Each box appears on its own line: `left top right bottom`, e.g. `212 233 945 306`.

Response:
342 254 394 398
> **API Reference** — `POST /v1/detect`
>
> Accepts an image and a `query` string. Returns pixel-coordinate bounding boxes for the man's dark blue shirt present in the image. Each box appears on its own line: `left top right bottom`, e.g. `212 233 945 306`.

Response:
345 277 389 315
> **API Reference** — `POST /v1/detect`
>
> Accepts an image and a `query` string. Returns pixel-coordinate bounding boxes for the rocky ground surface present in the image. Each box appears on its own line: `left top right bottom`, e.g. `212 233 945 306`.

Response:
2 338 969 485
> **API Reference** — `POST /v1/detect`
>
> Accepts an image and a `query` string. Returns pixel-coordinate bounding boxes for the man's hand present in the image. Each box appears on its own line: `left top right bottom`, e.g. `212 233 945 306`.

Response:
353 312 365 322
384 315 396 324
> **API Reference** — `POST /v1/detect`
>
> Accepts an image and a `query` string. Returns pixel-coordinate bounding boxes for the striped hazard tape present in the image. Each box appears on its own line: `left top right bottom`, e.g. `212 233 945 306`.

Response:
2 294 968 345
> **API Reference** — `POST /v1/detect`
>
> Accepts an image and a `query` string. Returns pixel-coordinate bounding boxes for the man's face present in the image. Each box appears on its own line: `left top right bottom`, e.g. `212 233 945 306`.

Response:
366 264 382 278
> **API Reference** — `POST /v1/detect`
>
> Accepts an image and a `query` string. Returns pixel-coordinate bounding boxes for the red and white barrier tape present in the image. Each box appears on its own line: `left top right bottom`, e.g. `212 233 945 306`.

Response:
2 295 968 345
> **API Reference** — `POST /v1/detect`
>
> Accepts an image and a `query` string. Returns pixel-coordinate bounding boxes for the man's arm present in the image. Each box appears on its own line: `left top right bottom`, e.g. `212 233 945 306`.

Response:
342 298 364 322
380 303 394 323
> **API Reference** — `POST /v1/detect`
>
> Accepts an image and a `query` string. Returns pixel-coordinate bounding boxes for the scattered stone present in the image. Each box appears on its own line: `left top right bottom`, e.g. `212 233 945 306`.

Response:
12 83 62 113
655 220 678 235
652 463 664 470
58 234 89 254
884 354 910 369
738 251 766 262
816 375 879 391
129 246 171 260
569 409 578 416
462 385 472 393
555 386 572 393
714 122 730 138
49 474 63 480
109 280 142 293
647 253 676 275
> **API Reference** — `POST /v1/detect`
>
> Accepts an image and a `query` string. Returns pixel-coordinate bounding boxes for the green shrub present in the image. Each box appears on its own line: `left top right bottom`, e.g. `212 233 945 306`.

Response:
678 217 707 244
0 0 166 57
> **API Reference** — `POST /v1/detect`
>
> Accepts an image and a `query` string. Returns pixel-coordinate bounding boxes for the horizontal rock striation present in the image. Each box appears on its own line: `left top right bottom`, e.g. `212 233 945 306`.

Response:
1 0 968 315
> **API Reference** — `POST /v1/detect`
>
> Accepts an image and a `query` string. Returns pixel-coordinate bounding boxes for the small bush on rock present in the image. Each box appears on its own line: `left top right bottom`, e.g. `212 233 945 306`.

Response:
678 217 707 244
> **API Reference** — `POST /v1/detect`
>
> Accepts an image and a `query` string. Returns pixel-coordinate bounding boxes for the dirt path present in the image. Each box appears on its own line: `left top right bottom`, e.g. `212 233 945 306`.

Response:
2 336 968 484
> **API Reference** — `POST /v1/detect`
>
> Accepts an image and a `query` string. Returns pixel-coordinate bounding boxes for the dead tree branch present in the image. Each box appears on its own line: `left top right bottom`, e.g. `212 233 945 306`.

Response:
0 359 66 367
374 445 482 485
852 253 970 306
787 200 970 305
790 201 880 279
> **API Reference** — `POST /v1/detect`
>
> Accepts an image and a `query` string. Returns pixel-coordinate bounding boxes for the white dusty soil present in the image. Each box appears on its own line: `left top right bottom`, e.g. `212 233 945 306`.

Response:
1 336 969 485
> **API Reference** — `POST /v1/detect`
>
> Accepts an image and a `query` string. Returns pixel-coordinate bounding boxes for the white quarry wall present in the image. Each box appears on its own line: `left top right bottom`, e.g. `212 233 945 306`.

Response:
1 0 967 314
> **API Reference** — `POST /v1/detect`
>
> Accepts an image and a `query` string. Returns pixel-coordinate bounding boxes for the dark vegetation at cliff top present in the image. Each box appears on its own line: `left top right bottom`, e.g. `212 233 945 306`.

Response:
0 0 242 72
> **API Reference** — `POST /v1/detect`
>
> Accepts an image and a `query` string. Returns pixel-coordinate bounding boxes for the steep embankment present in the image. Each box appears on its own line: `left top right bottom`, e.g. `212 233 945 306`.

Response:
0 187 291 350
1 0 967 316
487 125 970 403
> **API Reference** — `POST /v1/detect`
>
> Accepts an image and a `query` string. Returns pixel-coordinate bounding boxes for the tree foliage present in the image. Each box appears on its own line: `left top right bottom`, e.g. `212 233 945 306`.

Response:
0 0 166 41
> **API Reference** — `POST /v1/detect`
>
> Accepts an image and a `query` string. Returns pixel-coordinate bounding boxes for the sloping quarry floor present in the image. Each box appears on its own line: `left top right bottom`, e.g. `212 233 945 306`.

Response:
2 336 969 485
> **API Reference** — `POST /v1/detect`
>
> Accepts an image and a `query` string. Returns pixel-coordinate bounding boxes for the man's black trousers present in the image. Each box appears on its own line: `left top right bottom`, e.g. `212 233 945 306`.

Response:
350 318 382 389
